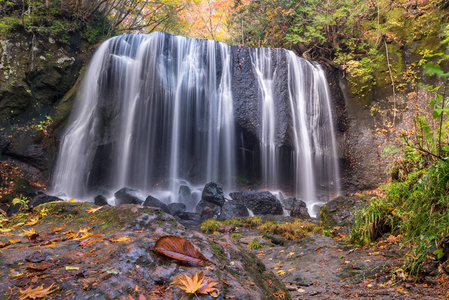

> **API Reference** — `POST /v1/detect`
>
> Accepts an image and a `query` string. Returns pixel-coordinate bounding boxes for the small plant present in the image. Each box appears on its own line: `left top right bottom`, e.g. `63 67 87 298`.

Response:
200 219 221 234
247 239 264 250
258 220 320 240
32 115 53 135
240 216 262 228
12 195 29 211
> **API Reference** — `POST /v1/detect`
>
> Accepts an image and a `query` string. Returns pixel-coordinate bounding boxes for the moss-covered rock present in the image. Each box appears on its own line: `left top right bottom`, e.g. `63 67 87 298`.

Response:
0 201 291 299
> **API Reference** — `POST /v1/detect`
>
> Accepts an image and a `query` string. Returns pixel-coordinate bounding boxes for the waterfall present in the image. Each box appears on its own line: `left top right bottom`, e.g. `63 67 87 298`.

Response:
52 32 339 214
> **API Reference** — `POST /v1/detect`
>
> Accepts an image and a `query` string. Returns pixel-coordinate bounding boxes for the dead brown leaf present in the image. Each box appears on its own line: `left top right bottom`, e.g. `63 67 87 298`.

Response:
18 283 57 299
152 235 213 265
26 262 52 271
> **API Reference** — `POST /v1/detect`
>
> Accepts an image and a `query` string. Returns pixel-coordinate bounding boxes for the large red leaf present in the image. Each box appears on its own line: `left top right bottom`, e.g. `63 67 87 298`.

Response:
152 235 213 265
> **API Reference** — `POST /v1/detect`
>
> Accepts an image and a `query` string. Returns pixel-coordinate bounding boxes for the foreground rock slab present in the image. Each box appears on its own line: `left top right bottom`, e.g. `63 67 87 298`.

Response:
0 202 290 299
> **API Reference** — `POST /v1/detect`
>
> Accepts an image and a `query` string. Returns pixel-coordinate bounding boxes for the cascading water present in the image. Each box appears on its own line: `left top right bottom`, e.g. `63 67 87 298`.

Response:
52 32 339 216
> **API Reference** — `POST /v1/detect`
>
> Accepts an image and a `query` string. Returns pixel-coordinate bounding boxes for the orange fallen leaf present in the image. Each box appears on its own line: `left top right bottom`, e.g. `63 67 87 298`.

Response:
18 283 57 299
176 272 219 295
152 235 213 265
86 207 103 214
110 236 131 243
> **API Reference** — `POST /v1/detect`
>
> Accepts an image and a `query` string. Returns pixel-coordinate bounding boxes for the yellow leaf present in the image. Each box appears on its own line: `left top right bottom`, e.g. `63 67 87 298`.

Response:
288 268 296 271
9 239 21 244
178 272 204 294
38 208 49 218
110 236 131 243
277 270 285 275
0 228 12 232
26 217 39 226
86 207 103 214
68 198 78 203
12 222 24 229
279 250 285 253
65 266 80 271
18 283 57 300
22 228 36 239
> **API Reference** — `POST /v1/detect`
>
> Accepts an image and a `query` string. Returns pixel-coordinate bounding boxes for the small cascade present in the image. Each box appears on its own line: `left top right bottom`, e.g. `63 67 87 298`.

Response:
52 32 340 215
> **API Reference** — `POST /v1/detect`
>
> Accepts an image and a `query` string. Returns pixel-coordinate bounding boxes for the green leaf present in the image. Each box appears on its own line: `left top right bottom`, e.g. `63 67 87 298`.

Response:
433 249 445 260
430 100 436 107
424 63 445 77
433 110 440 119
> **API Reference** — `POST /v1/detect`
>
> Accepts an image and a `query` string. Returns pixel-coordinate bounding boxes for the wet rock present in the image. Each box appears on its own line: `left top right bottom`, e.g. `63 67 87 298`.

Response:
177 212 201 222
263 233 286 246
421 260 440 276
201 182 225 206
31 193 61 207
283 197 310 219
167 202 186 216
218 224 236 233
219 199 249 220
230 191 283 215
143 195 170 214
320 195 364 229
114 187 144 205
94 195 108 206
195 199 221 220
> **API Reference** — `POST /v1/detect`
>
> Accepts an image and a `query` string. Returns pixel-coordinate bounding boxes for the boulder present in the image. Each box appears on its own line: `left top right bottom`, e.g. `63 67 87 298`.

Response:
94 195 108 206
143 195 170 214
283 197 310 219
114 188 144 205
201 182 225 206
219 200 249 220
230 191 283 216
168 202 186 216
195 199 221 220
320 196 364 229
176 212 202 223
31 193 62 207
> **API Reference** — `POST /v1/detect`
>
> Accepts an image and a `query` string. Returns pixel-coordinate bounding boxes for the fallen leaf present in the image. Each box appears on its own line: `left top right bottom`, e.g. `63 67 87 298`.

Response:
0 228 12 232
51 227 65 233
65 266 80 271
178 272 204 294
12 222 25 229
18 283 56 299
26 262 52 271
22 228 39 241
86 207 103 214
26 217 39 226
288 268 296 271
277 270 285 275
110 236 131 243
176 272 219 295
197 276 219 295
152 235 213 265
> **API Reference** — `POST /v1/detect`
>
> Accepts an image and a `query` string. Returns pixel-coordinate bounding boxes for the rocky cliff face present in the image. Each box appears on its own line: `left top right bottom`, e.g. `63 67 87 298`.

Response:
0 31 91 185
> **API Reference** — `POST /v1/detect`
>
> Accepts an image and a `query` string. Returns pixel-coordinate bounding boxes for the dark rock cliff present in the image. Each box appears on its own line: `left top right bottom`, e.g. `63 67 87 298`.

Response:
0 31 91 184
